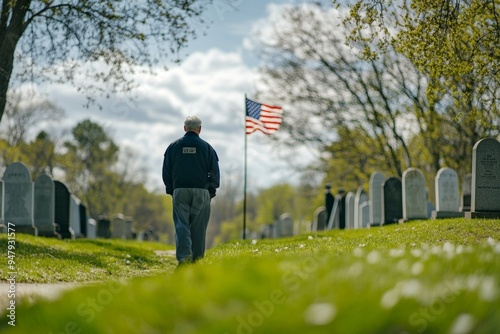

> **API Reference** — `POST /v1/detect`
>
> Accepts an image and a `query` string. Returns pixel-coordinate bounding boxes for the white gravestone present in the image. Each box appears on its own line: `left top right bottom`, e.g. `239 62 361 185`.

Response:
34 174 56 236
369 171 385 227
432 168 463 219
401 168 427 221
466 138 500 219
354 187 368 229
3 162 35 234
345 192 355 229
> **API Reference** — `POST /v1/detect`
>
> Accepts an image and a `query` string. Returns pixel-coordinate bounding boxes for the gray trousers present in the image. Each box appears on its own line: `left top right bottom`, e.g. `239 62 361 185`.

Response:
172 188 211 263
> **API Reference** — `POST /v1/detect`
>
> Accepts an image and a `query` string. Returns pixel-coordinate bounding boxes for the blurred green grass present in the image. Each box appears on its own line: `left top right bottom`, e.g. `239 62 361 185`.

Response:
1 218 499 333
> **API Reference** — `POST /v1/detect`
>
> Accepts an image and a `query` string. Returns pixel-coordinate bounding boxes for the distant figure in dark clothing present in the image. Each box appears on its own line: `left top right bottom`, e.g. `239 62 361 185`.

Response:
162 116 220 264
337 189 347 229
325 184 334 226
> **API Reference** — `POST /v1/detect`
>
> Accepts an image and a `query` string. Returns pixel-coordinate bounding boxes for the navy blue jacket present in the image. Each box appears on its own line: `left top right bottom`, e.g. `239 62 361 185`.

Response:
162 132 220 197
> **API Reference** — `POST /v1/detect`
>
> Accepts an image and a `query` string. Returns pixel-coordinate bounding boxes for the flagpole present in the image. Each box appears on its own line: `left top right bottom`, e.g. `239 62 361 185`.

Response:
243 94 248 240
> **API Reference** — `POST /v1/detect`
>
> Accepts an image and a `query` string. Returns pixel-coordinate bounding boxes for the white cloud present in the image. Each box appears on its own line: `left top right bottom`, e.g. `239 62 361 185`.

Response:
31 47 305 193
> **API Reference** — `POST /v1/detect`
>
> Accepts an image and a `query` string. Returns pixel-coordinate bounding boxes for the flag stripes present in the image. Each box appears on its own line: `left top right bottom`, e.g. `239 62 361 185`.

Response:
245 98 283 135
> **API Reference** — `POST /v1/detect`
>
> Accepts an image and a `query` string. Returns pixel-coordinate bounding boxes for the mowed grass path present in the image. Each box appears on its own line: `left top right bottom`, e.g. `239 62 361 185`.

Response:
1 218 500 333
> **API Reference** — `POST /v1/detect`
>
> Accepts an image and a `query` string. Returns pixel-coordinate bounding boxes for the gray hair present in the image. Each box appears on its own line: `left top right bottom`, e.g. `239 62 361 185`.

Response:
184 115 202 131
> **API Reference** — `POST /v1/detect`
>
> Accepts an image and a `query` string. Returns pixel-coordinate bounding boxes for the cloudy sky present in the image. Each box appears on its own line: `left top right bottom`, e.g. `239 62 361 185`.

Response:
31 1 318 193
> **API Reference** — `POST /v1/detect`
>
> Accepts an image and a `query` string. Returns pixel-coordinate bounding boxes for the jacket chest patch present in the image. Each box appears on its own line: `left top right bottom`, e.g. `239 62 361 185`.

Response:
182 147 197 154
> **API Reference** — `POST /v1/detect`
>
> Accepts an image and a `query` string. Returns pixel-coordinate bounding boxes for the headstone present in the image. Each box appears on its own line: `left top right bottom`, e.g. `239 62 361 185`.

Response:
345 192 355 229
275 213 293 237
401 168 427 221
138 229 152 241
337 190 347 229
326 197 340 230
112 214 125 238
260 224 273 239
354 187 368 229
87 218 97 239
124 216 133 239
69 195 82 237
0 181 4 229
79 203 88 237
432 168 463 219
369 171 385 227
3 162 35 235
54 181 73 239
460 174 472 212
381 177 403 225
97 216 111 238
324 184 334 224
34 174 56 237
465 138 500 219
313 206 328 231
360 201 370 228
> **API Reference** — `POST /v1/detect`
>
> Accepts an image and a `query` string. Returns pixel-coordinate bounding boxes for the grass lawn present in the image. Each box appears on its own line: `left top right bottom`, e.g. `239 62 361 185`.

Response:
1 218 499 333
0 235 176 283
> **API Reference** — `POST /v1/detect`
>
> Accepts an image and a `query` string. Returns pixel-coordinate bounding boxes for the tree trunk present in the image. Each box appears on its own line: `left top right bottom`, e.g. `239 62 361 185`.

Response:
0 0 31 123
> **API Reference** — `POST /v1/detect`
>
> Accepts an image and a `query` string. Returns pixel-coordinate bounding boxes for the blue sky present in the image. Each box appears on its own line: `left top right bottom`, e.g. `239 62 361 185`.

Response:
18 1 317 194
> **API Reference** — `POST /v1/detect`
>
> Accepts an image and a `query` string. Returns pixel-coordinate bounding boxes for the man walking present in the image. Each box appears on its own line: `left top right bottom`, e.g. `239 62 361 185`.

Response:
162 116 220 264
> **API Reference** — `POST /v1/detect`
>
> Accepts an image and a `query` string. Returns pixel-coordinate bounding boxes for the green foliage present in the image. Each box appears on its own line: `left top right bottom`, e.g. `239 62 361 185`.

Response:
256 184 296 225
257 1 499 192
2 219 499 333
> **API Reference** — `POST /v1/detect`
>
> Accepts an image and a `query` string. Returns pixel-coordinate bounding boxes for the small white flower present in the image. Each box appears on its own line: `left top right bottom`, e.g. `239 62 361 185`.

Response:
353 248 364 257
449 313 475 334
367 251 381 264
410 249 423 258
389 248 405 258
443 242 455 254
304 302 336 325
308 236 314 240
346 262 363 277
487 237 496 246
479 277 497 301
381 289 399 309
400 279 422 297
411 262 424 275
251 239 258 245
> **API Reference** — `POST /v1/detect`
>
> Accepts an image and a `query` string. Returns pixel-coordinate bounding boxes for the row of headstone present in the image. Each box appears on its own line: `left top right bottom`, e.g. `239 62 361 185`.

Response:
322 138 500 228
260 213 295 239
0 162 145 240
0 162 93 239
111 214 135 239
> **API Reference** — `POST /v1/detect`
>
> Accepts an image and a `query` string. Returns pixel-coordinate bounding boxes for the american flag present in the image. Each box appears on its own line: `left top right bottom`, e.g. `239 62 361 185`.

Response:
245 98 283 135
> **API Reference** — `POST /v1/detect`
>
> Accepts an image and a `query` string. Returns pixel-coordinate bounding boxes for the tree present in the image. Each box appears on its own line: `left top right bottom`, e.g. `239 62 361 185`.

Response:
0 90 63 145
24 130 59 178
339 0 500 129
62 119 118 215
255 3 421 179
0 0 212 122
255 2 498 191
